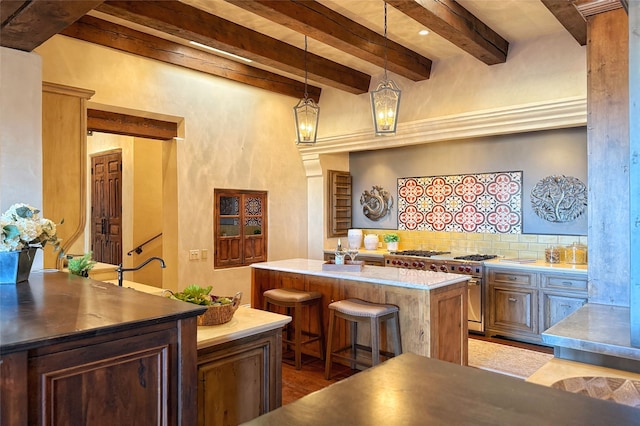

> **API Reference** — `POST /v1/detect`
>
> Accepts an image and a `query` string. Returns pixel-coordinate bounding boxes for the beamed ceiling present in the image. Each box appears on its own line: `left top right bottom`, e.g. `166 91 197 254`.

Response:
0 0 628 100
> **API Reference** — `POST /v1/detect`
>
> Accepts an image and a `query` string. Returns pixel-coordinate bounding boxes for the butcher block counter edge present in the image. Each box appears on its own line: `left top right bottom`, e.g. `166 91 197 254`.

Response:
197 307 291 350
251 258 469 290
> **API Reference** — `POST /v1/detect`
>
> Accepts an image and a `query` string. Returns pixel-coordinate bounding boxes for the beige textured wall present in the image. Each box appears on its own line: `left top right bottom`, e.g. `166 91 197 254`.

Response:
317 31 586 138
0 48 44 267
36 35 309 298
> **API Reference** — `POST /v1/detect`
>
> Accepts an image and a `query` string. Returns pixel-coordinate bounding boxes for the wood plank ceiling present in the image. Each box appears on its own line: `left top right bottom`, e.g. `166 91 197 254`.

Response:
0 0 627 100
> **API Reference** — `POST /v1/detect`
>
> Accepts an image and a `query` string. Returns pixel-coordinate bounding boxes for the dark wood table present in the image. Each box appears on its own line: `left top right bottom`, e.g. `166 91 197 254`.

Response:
242 352 640 426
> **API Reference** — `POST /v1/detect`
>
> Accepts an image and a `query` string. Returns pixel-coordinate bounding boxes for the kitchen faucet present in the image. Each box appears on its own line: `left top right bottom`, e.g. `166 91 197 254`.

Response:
116 257 166 287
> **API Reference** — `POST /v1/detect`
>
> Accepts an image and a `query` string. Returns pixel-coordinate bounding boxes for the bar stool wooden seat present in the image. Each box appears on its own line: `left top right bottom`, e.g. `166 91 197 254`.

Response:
263 288 325 370
325 298 402 380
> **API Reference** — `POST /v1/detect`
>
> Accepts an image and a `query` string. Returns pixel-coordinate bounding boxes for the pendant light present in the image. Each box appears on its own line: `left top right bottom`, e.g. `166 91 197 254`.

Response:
293 35 320 145
370 2 401 136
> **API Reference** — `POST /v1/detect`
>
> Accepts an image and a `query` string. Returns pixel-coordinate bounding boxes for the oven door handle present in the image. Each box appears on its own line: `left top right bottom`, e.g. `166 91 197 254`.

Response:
467 278 480 286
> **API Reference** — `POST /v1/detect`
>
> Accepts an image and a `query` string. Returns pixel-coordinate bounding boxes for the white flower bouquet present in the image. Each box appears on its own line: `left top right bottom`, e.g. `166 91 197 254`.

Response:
0 203 63 254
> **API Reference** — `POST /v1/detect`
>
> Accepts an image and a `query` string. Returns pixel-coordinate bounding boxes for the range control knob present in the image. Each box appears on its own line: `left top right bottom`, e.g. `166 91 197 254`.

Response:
412 261 419 268
403 261 410 267
417 261 425 268
465 267 472 273
430 264 437 271
457 266 465 272
439 265 447 272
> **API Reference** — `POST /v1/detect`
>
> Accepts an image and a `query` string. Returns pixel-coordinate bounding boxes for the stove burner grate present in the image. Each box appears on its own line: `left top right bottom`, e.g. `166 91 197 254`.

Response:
453 254 498 261
390 250 451 257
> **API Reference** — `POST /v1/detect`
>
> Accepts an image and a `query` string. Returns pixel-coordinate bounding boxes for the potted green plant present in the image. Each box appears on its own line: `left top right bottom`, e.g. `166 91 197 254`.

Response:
383 233 399 251
165 285 242 325
67 252 97 277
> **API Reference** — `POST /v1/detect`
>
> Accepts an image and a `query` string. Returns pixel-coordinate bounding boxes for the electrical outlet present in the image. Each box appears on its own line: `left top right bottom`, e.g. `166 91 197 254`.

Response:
201 249 208 259
189 249 200 260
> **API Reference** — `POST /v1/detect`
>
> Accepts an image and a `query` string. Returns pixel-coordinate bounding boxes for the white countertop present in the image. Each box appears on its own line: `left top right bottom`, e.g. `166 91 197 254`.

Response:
102 279 291 349
251 258 469 290
484 258 588 274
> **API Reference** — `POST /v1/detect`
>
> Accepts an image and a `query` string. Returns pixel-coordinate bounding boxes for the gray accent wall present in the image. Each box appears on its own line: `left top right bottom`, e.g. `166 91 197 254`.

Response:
350 127 587 235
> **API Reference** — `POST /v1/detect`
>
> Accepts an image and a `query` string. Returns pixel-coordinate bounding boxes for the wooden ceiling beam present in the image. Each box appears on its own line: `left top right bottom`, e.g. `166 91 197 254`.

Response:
540 0 587 45
386 0 509 65
60 16 322 101
95 0 370 94
0 0 104 51
224 0 432 81
87 109 178 140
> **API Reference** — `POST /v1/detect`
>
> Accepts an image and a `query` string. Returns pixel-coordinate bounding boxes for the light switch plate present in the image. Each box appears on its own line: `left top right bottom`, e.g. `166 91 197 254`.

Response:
189 249 200 260
201 249 208 259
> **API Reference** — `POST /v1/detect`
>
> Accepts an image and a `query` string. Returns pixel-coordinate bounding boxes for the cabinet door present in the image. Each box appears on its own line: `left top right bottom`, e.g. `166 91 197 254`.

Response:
197 331 281 426
327 170 352 237
29 330 176 425
489 286 537 334
542 293 588 330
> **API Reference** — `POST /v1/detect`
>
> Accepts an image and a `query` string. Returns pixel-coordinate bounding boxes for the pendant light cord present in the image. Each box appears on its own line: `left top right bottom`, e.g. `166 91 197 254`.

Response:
304 35 309 99
383 2 388 82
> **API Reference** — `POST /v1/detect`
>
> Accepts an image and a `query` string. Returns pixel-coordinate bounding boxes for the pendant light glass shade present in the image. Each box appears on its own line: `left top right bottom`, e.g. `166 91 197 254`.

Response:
293 36 319 145
371 79 401 135
294 97 319 144
370 2 401 136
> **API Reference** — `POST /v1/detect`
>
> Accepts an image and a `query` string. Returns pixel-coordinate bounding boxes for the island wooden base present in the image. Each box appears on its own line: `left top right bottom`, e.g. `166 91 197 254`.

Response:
252 268 468 366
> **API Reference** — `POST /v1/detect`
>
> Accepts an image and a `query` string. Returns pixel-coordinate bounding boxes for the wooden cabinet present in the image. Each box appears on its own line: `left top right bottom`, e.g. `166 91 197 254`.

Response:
0 272 203 426
252 268 468 366
28 327 179 425
540 272 588 331
486 267 587 345
327 170 352 237
197 328 282 426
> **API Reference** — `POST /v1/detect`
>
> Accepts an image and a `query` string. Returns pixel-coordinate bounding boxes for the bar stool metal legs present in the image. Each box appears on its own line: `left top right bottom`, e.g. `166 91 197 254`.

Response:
263 288 325 370
325 298 402 380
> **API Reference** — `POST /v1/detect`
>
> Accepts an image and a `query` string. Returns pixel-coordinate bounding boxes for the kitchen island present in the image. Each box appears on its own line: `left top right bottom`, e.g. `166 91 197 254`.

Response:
251 259 470 365
0 270 206 426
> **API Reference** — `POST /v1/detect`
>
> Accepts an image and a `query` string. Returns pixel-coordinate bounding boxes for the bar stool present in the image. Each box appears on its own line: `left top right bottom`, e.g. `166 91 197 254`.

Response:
325 298 402 380
263 288 325 370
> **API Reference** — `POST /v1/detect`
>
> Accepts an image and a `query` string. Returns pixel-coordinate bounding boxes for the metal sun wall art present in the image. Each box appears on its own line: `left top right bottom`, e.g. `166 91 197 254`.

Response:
397 171 523 233
530 175 587 223
360 185 393 221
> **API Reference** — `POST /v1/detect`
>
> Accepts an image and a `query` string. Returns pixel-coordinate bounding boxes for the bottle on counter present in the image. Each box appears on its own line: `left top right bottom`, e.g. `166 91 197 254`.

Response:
335 239 346 265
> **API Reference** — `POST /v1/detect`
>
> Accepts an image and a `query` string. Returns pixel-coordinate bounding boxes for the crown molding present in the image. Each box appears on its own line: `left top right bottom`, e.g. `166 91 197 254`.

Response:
298 97 587 155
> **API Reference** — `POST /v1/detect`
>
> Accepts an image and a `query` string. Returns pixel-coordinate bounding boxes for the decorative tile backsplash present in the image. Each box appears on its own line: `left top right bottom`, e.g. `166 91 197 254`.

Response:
397 171 522 233
362 229 587 261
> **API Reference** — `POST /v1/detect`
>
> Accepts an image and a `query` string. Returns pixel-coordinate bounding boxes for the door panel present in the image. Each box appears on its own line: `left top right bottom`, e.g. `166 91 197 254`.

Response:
91 152 122 265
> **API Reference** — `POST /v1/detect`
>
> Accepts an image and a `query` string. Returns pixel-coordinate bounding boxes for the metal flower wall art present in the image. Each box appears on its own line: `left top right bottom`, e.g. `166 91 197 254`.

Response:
530 175 587 223
360 185 393 221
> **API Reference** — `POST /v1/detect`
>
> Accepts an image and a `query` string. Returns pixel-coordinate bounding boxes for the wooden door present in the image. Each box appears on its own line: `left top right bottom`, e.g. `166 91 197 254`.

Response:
91 151 123 265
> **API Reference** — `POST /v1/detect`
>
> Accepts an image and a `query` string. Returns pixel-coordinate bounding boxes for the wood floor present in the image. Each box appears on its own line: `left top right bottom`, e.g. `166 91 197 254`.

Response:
281 335 552 405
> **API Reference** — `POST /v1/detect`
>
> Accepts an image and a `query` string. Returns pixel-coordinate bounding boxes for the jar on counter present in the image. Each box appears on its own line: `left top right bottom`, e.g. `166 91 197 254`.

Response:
545 246 562 263
565 242 587 264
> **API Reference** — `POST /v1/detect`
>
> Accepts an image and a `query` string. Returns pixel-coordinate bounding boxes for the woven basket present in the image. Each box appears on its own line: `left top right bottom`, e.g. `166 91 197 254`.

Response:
197 291 242 326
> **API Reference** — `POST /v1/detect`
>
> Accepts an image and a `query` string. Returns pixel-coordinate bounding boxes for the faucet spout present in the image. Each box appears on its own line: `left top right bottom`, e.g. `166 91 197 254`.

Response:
116 257 166 287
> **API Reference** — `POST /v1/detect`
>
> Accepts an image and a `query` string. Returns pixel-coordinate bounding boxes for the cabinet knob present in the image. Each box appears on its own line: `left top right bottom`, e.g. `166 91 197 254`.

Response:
508 297 517 302
562 281 573 286
508 276 517 281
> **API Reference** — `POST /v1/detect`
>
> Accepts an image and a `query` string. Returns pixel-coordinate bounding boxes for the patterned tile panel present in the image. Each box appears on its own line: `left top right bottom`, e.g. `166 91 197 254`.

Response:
397 172 522 233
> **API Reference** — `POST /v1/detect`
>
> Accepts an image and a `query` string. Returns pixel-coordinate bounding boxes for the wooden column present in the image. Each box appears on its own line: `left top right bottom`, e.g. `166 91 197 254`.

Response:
586 9 629 305
42 83 94 268
629 1 640 346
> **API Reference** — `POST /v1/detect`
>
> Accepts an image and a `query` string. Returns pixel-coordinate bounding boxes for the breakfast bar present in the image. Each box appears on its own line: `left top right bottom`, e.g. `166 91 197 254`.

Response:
251 259 470 365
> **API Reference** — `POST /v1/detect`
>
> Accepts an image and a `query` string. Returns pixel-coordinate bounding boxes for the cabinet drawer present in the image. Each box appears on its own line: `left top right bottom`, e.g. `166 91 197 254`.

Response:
542 293 588 331
541 274 587 291
488 269 536 287
489 286 537 334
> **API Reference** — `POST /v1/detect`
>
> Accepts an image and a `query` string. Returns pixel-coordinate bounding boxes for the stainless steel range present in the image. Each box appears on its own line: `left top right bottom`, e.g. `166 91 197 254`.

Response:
384 250 498 333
